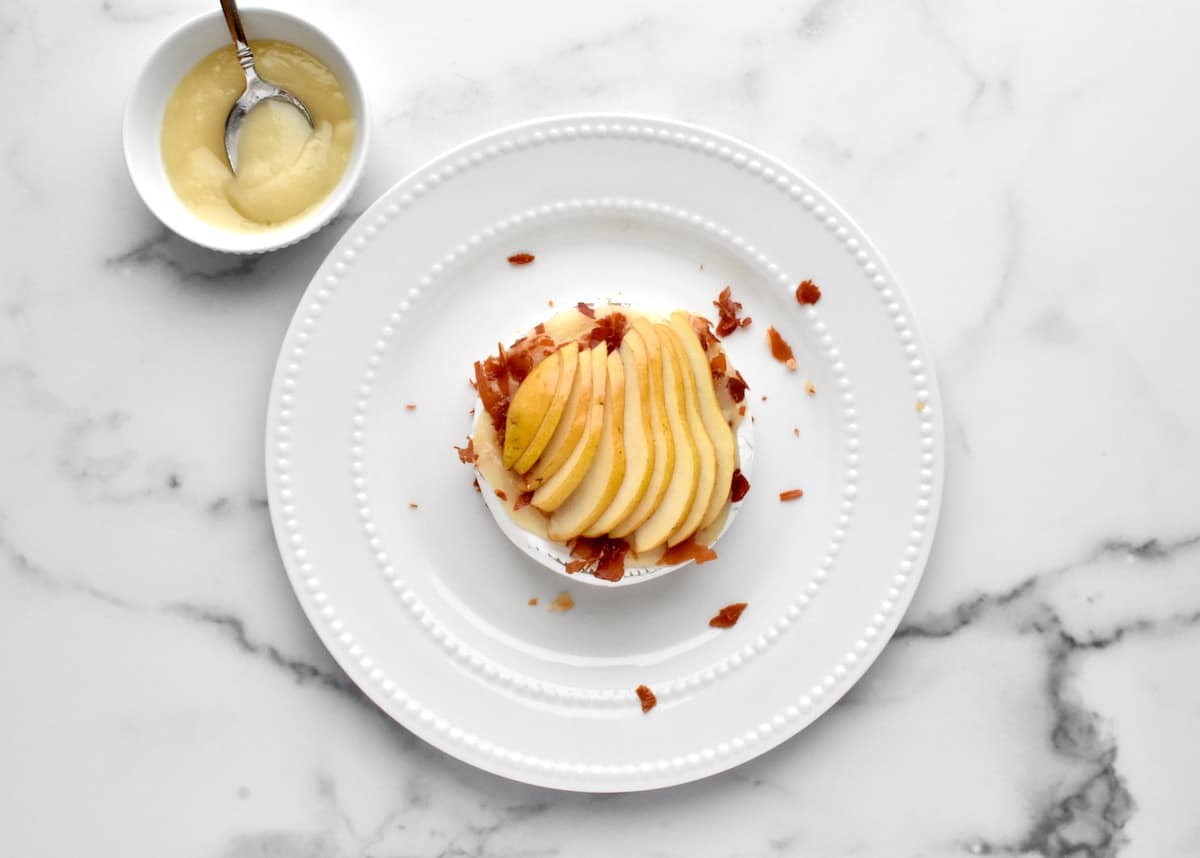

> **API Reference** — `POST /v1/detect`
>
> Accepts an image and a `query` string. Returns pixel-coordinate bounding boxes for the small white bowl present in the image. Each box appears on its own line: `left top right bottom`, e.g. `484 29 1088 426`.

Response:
123 8 369 254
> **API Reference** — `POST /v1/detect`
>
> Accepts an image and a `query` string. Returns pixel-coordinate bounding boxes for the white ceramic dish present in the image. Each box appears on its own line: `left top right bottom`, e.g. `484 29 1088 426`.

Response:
266 114 944 792
122 8 368 254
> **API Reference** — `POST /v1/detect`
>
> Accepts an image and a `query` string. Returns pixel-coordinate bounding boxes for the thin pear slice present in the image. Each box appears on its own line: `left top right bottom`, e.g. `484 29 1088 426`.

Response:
548 350 627 541
502 350 561 469
584 329 654 536
526 346 592 488
531 343 607 512
633 326 698 553
512 342 579 474
610 318 674 538
660 325 717 546
669 312 736 528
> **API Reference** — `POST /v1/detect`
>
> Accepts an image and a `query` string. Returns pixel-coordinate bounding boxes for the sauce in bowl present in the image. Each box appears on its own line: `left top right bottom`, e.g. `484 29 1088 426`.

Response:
161 39 355 232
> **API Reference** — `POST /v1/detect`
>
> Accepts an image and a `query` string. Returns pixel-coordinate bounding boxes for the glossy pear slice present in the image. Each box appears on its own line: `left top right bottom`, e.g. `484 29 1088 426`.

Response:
610 318 674 538
584 329 654 537
512 342 579 474
669 312 736 528
502 350 561 469
531 343 607 512
632 325 698 554
526 345 592 488
548 350 627 541
660 325 717 546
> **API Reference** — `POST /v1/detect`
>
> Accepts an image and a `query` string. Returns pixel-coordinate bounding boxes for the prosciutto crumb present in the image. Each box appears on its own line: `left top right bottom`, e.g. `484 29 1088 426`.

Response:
507 252 535 265
726 371 749 403
455 437 478 464
636 684 657 714
713 286 752 336
405 403 417 411
767 327 797 371
779 488 804 502
576 302 596 319
566 536 631 581
709 603 748 628
494 489 508 501
586 312 629 353
730 469 751 503
795 279 821 304
660 536 718 566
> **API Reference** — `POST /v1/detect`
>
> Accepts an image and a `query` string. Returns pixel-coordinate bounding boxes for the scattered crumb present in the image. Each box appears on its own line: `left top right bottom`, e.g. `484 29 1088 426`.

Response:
513 491 534 511
738 404 747 417
547 298 555 307
455 437 478 464
549 591 575 612
405 403 417 411
700 264 705 270
408 503 419 509
507 252 535 265
528 597 539 606
792 427 800 437
766 326 796 370
468 407 475 416
761 395 768 402
804 380 816 396
751 416 756 423
730 469 751 502
779 488 805 502
709 602 748 629
916 400 926 412
636 684 657 714
472 479 481 493
795 279 822 305
494 488 508 501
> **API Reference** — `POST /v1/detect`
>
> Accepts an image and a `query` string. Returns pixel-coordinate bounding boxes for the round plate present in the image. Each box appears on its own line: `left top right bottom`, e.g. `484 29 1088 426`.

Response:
266 114 944 792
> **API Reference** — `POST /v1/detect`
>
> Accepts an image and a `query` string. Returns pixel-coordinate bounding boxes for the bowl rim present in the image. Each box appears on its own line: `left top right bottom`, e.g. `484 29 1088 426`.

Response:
121 6 370 255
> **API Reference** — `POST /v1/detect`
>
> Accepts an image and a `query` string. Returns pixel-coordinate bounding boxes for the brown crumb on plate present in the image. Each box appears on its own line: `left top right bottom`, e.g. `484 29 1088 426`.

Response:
408 503 419 509
795 279 821 305
779 488 804 502
494 488 508 501
793 427 800 437
917 400 926 412
636 684 657 714
804 380 816 396
507 252 535 265
549 591 575 612
709 602 748 628
405 403 417 411
528 597 539 606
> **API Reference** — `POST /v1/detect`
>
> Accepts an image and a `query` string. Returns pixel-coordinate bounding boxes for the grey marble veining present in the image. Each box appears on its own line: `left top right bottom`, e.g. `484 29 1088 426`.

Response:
2 0 1199 855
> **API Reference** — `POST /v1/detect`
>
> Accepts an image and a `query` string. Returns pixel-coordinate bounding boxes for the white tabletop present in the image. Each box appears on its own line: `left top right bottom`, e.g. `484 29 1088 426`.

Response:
3 1 1198 854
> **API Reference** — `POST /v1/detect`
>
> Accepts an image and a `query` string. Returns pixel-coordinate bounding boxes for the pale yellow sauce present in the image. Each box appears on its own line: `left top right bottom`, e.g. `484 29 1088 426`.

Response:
161 40 355 231
472 305 742 564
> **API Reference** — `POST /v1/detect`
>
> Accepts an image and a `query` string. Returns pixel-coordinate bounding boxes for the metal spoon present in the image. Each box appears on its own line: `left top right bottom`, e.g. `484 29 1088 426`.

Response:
220 0 313 173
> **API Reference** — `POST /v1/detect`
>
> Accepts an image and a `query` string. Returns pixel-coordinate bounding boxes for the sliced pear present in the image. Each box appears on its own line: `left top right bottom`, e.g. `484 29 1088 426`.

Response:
669 312 736 528
583 329 654 536
526 346 592 488
660 325 717 546
610 318 674 538
548 350 627 541
531 343 607 512
632 325 698 553
502 350 561 469
512 342 579 474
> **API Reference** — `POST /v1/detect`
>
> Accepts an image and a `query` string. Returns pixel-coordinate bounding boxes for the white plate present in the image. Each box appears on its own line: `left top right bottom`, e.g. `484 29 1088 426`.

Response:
266 114 944 792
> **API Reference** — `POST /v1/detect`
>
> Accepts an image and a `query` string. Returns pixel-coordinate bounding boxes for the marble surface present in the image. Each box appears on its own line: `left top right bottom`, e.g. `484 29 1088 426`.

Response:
2 0 1198 854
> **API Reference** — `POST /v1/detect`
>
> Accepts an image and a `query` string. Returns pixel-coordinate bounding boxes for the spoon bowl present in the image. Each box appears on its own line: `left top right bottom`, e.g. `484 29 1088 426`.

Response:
220 0 314 173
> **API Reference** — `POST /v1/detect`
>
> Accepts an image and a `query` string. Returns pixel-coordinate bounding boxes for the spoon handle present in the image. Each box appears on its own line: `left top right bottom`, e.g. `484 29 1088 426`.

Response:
219 0 257 77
